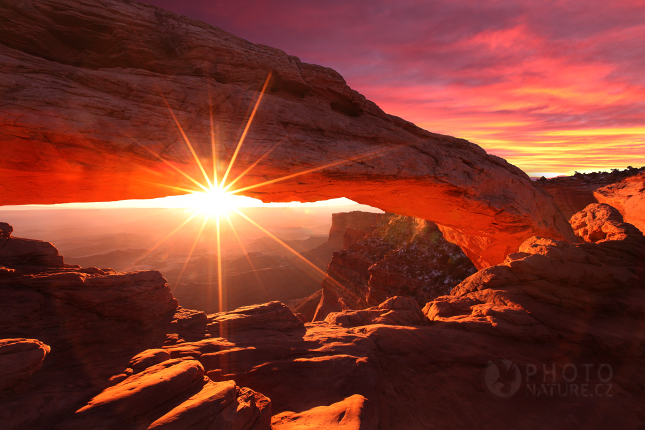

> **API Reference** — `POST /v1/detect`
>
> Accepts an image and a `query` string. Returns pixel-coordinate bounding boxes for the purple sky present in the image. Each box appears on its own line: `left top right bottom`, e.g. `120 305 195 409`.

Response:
143 0 645 176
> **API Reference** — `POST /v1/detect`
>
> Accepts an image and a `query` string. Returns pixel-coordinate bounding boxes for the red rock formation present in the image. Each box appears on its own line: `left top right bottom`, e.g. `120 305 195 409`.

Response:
595 171 645 234
536 182 602 219
327 212 386 249
2 218 645 428
324 296 427 328
0 222 268 429
59 359 270 430
570 203 643 243
0 0 574 267
424 206 645 349
272 394 377 430
0 338 50 392
0 222 12 238
535 167 645 220
0 236 63 268
315 214 476 320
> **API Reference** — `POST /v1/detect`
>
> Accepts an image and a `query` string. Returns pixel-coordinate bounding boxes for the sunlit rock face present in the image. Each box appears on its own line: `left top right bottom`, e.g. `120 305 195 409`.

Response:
0 0 574 268
312 213 476 320
595 172 645 234
2 220 645 429
535 167 645 221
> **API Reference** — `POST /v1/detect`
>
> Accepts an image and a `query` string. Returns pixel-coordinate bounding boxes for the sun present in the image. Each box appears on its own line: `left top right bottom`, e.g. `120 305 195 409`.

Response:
188 187 241 216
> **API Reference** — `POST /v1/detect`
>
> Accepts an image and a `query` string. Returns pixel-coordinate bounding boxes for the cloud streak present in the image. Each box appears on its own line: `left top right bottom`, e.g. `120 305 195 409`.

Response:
145 0 645 176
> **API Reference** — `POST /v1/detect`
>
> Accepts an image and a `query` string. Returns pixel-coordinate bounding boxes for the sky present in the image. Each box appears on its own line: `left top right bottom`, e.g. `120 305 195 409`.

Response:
143 0 645 178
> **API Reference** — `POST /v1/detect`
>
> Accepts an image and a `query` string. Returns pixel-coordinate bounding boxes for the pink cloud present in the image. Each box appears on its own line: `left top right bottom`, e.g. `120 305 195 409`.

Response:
143 0 645 175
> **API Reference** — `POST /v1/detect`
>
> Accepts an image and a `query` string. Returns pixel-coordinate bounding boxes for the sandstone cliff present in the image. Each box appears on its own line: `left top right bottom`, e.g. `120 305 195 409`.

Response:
305 213 476 321
595 171 645 234
536 166 645 219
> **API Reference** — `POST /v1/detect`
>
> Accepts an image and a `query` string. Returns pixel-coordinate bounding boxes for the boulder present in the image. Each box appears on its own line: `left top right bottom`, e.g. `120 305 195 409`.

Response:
0 237 63 268
0 338 50 392
272 394 377 430
570 203 643 243
325 296 427 328
0 222 13 238
59 358 270 430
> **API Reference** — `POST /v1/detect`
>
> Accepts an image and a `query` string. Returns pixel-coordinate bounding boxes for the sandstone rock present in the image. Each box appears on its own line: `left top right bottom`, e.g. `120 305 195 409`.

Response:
272 394 377 430
0 236 63 268
595 171 645 234
570 203 644 243
0 222 13 238
288 289 322 322
130 349 171 373
535 167 645 221
537 182 601 219
318 213 476 320
328 212 386 249
325 296 427 328
0 0 574 267
425 208 645 350
0 338 50 392
3 225 645 428
208 301 304 336
60 358 270 430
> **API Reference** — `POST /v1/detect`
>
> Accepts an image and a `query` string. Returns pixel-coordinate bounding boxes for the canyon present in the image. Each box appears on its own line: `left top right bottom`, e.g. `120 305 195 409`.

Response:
1 1 645 429
2 202 645 429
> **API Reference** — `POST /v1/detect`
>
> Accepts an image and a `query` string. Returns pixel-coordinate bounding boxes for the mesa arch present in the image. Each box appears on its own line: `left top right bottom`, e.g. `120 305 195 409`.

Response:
0 0 574 268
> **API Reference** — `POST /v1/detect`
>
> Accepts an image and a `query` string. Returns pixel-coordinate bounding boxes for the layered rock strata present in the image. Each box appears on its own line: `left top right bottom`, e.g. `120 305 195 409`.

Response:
1 212 645 428
0 225 268 430
595 171 645 234
312 213 476 320
535 166 645 220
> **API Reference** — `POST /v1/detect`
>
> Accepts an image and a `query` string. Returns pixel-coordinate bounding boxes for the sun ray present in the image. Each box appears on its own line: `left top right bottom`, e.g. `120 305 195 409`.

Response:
220 71 273 188
160 94 214 189
124 210 201 272
172 214 210 291
223 212 269 296
215 213 225 314
208 84 220 189
228 145 398 196
223 140 282 192
137 179 202 195
138 144 210 193
233 208 364 303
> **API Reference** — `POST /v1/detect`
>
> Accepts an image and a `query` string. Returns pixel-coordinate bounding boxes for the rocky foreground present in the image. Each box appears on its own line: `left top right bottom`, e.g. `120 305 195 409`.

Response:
1 202 645 429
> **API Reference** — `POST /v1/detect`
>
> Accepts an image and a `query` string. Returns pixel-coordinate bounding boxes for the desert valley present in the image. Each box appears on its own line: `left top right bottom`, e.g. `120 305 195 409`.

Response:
1 1 645 429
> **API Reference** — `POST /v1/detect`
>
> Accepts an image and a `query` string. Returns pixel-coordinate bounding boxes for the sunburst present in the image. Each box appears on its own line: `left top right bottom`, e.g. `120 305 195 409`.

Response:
138 71 393 313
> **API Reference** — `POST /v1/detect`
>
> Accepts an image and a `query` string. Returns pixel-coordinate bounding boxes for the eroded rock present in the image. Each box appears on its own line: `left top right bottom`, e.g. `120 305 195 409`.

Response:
317 214 476 320
325 296 427 328
0 338 50 392
0 0 574 267
595 171 645 234
272 394 377 430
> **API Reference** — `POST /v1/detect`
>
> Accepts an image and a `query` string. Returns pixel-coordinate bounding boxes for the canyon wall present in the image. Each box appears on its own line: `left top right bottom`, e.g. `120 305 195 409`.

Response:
304 213 476 321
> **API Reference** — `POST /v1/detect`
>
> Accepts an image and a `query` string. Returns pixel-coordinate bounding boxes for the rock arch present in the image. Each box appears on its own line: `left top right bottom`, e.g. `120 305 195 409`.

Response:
0 0 574 268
